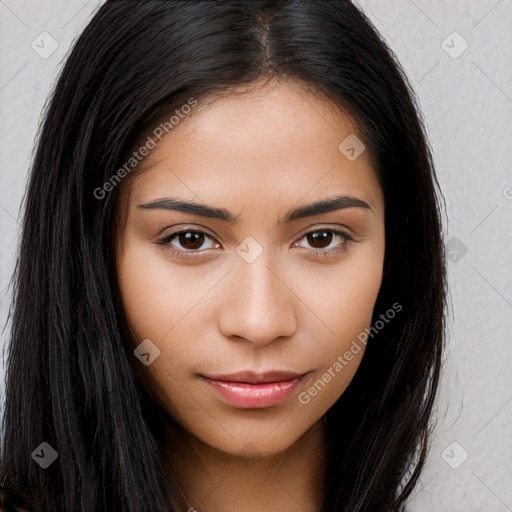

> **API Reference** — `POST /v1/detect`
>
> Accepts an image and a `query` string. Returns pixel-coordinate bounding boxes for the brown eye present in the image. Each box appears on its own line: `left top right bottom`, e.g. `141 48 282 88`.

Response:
306 231 333 249
157 228 221 258
294 228 354 256
177 231 206 250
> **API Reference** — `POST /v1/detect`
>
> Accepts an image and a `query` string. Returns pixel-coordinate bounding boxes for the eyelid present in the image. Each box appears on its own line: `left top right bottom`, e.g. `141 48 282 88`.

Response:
294 223 356 240
157 223 217 238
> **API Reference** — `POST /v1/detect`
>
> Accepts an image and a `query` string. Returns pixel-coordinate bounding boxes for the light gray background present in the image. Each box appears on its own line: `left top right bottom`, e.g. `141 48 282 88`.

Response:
0 1 511 510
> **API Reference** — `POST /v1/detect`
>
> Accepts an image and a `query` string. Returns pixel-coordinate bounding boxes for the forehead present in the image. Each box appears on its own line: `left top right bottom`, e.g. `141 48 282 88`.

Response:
125 80 382 215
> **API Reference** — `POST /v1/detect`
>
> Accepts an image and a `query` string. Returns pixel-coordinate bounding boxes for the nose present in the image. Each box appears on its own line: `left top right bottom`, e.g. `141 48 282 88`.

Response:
218 254 298 346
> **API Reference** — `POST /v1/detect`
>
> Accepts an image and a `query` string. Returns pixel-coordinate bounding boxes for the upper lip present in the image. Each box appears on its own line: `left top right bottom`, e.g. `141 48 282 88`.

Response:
202 370 308 384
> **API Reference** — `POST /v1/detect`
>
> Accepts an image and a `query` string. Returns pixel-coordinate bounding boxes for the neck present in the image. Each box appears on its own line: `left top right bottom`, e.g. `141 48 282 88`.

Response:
164 418 327 512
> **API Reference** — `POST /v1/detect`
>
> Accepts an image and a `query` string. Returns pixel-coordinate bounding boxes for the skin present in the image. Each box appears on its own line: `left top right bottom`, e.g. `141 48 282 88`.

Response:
115 79 385 512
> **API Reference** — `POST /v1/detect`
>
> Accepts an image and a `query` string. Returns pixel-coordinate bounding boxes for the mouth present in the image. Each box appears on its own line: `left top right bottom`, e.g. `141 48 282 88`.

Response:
200 370 312 408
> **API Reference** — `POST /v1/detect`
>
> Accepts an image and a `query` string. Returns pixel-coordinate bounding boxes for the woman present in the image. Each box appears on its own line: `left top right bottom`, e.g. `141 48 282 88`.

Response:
0 1 446 510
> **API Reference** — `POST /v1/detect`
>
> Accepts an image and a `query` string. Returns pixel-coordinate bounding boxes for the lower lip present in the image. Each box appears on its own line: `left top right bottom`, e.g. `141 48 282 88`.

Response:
202 375 309 408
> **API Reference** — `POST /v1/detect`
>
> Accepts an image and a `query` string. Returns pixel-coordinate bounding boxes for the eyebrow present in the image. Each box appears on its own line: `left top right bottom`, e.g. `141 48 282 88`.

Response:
137 194 372 223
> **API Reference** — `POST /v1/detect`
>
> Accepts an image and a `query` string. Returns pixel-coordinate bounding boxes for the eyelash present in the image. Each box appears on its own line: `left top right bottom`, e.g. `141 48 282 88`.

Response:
155 227 356 261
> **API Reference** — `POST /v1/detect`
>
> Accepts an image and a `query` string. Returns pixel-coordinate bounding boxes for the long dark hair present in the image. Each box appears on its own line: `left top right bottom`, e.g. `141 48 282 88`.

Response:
0 1 446 510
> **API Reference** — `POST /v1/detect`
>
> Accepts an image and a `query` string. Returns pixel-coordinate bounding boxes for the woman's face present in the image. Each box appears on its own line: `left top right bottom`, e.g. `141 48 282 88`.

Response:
116 80 385 457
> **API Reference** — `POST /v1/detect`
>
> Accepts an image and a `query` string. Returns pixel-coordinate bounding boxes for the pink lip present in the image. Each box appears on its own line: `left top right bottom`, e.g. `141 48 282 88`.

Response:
201 370 311 408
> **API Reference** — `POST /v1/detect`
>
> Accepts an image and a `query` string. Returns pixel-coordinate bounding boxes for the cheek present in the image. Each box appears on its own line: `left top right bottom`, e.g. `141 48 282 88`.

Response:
292 239 384 406
115 233 222 392
115 238 210 421
116 234 212 343
295 235 385 343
